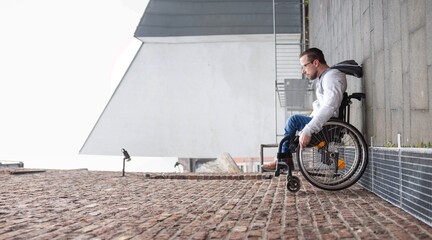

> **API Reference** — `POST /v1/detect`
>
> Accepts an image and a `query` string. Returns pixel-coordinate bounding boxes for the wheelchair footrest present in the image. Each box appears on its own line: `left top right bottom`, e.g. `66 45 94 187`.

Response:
277 161 288 170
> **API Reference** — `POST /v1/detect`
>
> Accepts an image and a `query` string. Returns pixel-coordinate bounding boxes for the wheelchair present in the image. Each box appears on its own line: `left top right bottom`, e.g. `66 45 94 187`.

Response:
275 92 368 192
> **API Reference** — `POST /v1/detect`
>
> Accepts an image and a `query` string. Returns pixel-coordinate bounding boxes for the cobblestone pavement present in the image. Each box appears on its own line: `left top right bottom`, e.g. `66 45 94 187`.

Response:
1 169 431 240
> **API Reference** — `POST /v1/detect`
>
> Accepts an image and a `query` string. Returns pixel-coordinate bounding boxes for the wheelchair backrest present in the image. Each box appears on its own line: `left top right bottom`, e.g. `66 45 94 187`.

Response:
336 92 366 122
330 60 365 122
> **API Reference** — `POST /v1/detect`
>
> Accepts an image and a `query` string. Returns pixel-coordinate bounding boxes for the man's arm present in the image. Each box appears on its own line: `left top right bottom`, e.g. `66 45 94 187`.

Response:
300 70 347 148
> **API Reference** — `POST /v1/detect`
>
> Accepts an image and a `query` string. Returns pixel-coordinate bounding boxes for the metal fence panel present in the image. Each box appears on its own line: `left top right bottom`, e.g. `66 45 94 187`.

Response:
359 148 432 227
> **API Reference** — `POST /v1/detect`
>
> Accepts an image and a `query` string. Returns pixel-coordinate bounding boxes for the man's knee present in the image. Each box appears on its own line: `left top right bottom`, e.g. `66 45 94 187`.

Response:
286 114 302 126
285 114 311 134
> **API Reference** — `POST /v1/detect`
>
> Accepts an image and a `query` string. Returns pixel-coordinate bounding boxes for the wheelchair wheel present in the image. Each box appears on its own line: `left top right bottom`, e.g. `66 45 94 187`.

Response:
297 120 368 191
287 175 301 192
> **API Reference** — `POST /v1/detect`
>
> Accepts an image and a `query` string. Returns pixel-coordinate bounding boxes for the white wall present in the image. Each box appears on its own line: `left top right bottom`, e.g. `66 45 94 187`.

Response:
81 34 299 158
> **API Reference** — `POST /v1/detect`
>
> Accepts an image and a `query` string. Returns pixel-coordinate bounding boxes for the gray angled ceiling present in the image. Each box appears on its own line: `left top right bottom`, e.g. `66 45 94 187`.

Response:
134 0 302 38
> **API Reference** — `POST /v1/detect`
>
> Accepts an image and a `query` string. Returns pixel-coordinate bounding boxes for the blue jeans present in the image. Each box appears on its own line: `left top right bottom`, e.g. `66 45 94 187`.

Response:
282 114 312 153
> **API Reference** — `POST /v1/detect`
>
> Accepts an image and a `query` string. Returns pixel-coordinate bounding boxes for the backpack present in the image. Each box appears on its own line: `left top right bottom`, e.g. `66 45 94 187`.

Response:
329 60 363 78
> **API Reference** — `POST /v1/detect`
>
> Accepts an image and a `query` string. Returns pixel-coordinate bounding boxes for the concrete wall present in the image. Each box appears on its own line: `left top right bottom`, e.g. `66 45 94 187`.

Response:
81 34 301 159
308 0 432 147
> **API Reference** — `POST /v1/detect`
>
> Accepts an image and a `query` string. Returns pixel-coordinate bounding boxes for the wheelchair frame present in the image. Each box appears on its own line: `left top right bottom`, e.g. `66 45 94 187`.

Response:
275 92 368 192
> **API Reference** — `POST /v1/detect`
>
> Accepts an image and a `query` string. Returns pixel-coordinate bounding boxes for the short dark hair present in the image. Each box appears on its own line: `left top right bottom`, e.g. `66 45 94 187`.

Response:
300 48 327 65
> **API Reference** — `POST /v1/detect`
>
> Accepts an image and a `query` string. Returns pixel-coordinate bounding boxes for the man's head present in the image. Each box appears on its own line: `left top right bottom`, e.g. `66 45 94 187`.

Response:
299 48 328 80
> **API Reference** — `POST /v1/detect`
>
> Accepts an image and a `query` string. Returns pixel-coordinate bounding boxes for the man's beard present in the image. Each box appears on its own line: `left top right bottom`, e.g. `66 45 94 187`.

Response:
308 71 318 80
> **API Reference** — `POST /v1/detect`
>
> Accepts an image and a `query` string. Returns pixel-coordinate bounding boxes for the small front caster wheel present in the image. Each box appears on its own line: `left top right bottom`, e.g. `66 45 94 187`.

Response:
287 176 301 192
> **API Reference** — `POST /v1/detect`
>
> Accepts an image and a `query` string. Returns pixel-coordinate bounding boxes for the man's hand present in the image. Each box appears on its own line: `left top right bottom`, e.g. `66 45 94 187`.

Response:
299 131 311 150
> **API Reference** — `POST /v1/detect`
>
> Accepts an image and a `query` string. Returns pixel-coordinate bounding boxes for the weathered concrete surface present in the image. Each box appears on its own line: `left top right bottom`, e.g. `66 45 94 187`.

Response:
0 169 431 239
309 0 432 147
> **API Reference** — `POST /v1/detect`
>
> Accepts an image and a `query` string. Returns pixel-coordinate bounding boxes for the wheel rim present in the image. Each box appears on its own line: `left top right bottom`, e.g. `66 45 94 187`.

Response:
297 121 368 190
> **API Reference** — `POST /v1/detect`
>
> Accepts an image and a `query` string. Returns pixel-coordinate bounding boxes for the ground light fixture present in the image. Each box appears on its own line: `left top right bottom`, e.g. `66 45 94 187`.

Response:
121 148 131 177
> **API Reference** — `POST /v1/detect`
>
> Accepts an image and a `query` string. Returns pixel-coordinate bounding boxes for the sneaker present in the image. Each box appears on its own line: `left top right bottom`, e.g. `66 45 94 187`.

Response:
261 157 293 172
261 161 277 172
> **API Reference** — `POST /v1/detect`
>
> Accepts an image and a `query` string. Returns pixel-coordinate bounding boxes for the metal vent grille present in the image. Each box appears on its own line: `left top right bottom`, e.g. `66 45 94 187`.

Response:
283 78 312 110
359 148 432 226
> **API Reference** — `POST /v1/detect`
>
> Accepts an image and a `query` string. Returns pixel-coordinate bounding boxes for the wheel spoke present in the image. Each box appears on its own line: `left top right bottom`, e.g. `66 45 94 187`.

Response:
297 121 368 191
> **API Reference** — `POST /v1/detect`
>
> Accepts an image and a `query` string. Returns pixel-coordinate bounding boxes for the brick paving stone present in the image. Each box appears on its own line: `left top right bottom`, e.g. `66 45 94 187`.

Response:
0 169 431 239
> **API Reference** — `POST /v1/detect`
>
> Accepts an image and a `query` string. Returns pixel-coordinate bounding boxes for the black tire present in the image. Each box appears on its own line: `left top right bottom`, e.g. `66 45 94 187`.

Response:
296 120 368 191
287 175 301 192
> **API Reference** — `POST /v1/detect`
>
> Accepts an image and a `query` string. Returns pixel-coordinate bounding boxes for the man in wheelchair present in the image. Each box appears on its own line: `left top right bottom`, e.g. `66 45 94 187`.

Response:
262 48 347 171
